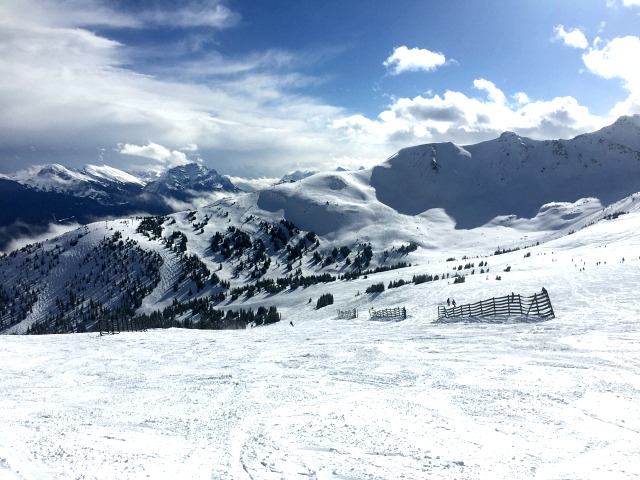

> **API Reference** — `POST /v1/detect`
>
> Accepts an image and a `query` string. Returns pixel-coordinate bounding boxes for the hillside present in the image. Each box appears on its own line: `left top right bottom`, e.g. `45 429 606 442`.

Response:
2 116 640 334
1 203 640 478
1 180 639 335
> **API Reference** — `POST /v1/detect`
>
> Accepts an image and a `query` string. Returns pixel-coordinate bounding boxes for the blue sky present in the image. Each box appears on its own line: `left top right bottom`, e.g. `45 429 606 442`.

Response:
1 0 639 183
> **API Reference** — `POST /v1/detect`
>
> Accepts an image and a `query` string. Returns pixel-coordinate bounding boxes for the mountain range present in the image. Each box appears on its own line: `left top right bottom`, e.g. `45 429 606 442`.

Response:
0 162 240 250
1 114 640 335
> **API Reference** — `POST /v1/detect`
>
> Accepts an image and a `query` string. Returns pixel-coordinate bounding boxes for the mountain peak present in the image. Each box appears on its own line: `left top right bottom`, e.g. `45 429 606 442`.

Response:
144 162 239 198
590 114 640 151
279 169 318 184
82 164 146 187
612 114 640 128
36 164 77 180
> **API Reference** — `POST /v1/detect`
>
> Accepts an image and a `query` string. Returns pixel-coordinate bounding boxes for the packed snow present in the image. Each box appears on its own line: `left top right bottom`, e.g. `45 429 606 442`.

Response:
1 210 640 479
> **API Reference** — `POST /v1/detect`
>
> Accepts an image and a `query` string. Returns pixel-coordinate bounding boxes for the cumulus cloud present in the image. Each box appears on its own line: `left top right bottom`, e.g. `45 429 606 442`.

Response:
117 142 193 168
332 80 606 150
383 46 447 75
554 25 589 49
582 35 640 116
582 36 640 88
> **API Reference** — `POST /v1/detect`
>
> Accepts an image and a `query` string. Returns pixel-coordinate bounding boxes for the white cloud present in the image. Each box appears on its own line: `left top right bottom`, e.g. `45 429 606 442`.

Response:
554 25 589 49
582 36 640 88
10 0 239 30
117 142 192 167
622 0 640 6
2 221 80 254
383 46 447 75
332 81 606 151
513 92 531 105
582 35 640 116
224 176 280 192
474 79 506 105
140 2 239 28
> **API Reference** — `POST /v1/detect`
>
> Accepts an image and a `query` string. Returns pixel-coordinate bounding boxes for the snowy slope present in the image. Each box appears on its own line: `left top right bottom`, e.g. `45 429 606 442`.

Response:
371 114 640 228
1 210 640 478
1 164 146 203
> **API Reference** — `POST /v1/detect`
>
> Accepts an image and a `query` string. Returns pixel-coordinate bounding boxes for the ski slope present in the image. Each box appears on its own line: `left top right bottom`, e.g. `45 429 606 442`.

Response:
1 212 640 479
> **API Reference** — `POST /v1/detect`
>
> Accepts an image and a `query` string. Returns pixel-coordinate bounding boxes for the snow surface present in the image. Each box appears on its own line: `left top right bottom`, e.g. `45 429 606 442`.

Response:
2 210 640 479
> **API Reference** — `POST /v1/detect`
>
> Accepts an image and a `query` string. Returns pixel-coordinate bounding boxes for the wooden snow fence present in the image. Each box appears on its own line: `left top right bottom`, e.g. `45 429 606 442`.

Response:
437 289 555 321
369 306 407 321
99 317 148 336
337 308 358 319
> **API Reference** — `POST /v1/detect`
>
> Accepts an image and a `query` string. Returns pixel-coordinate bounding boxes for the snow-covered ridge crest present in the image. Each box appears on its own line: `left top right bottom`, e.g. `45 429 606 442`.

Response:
370 114 640 228
2 163 146 201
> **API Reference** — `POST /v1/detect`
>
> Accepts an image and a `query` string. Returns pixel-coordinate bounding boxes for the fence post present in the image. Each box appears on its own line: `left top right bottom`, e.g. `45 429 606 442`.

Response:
519 295 523 315
543 289 554 318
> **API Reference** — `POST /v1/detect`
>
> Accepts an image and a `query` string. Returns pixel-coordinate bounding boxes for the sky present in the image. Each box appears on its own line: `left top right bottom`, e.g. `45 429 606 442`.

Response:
1 0 639 182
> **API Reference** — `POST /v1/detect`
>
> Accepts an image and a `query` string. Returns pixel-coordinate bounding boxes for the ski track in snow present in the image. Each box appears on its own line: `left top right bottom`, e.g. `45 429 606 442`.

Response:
1 290 639 479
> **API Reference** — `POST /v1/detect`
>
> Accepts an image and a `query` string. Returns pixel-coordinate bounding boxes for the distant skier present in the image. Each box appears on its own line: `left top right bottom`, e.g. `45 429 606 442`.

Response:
447 298 450 307
290 321 294 327
452 299 456 308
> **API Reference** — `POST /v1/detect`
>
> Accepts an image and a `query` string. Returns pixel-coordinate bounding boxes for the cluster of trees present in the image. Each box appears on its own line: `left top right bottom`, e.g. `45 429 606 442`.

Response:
3 229 164 334
166 230 188 253
136 215 167 240
341 261 410 281
227 272 336 301
136 297 280 330
388 279 409 289
397 242 418 255
211 226 252 259
316 293 333 309
365 282 385 294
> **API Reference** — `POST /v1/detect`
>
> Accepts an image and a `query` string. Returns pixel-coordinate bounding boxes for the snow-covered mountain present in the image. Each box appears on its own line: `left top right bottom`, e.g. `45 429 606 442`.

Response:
371 114 640 228
278 167 357 184
143 162 239 200
4 181 640 477
2 162 240 205
1 163 146 203
0 162 242 250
